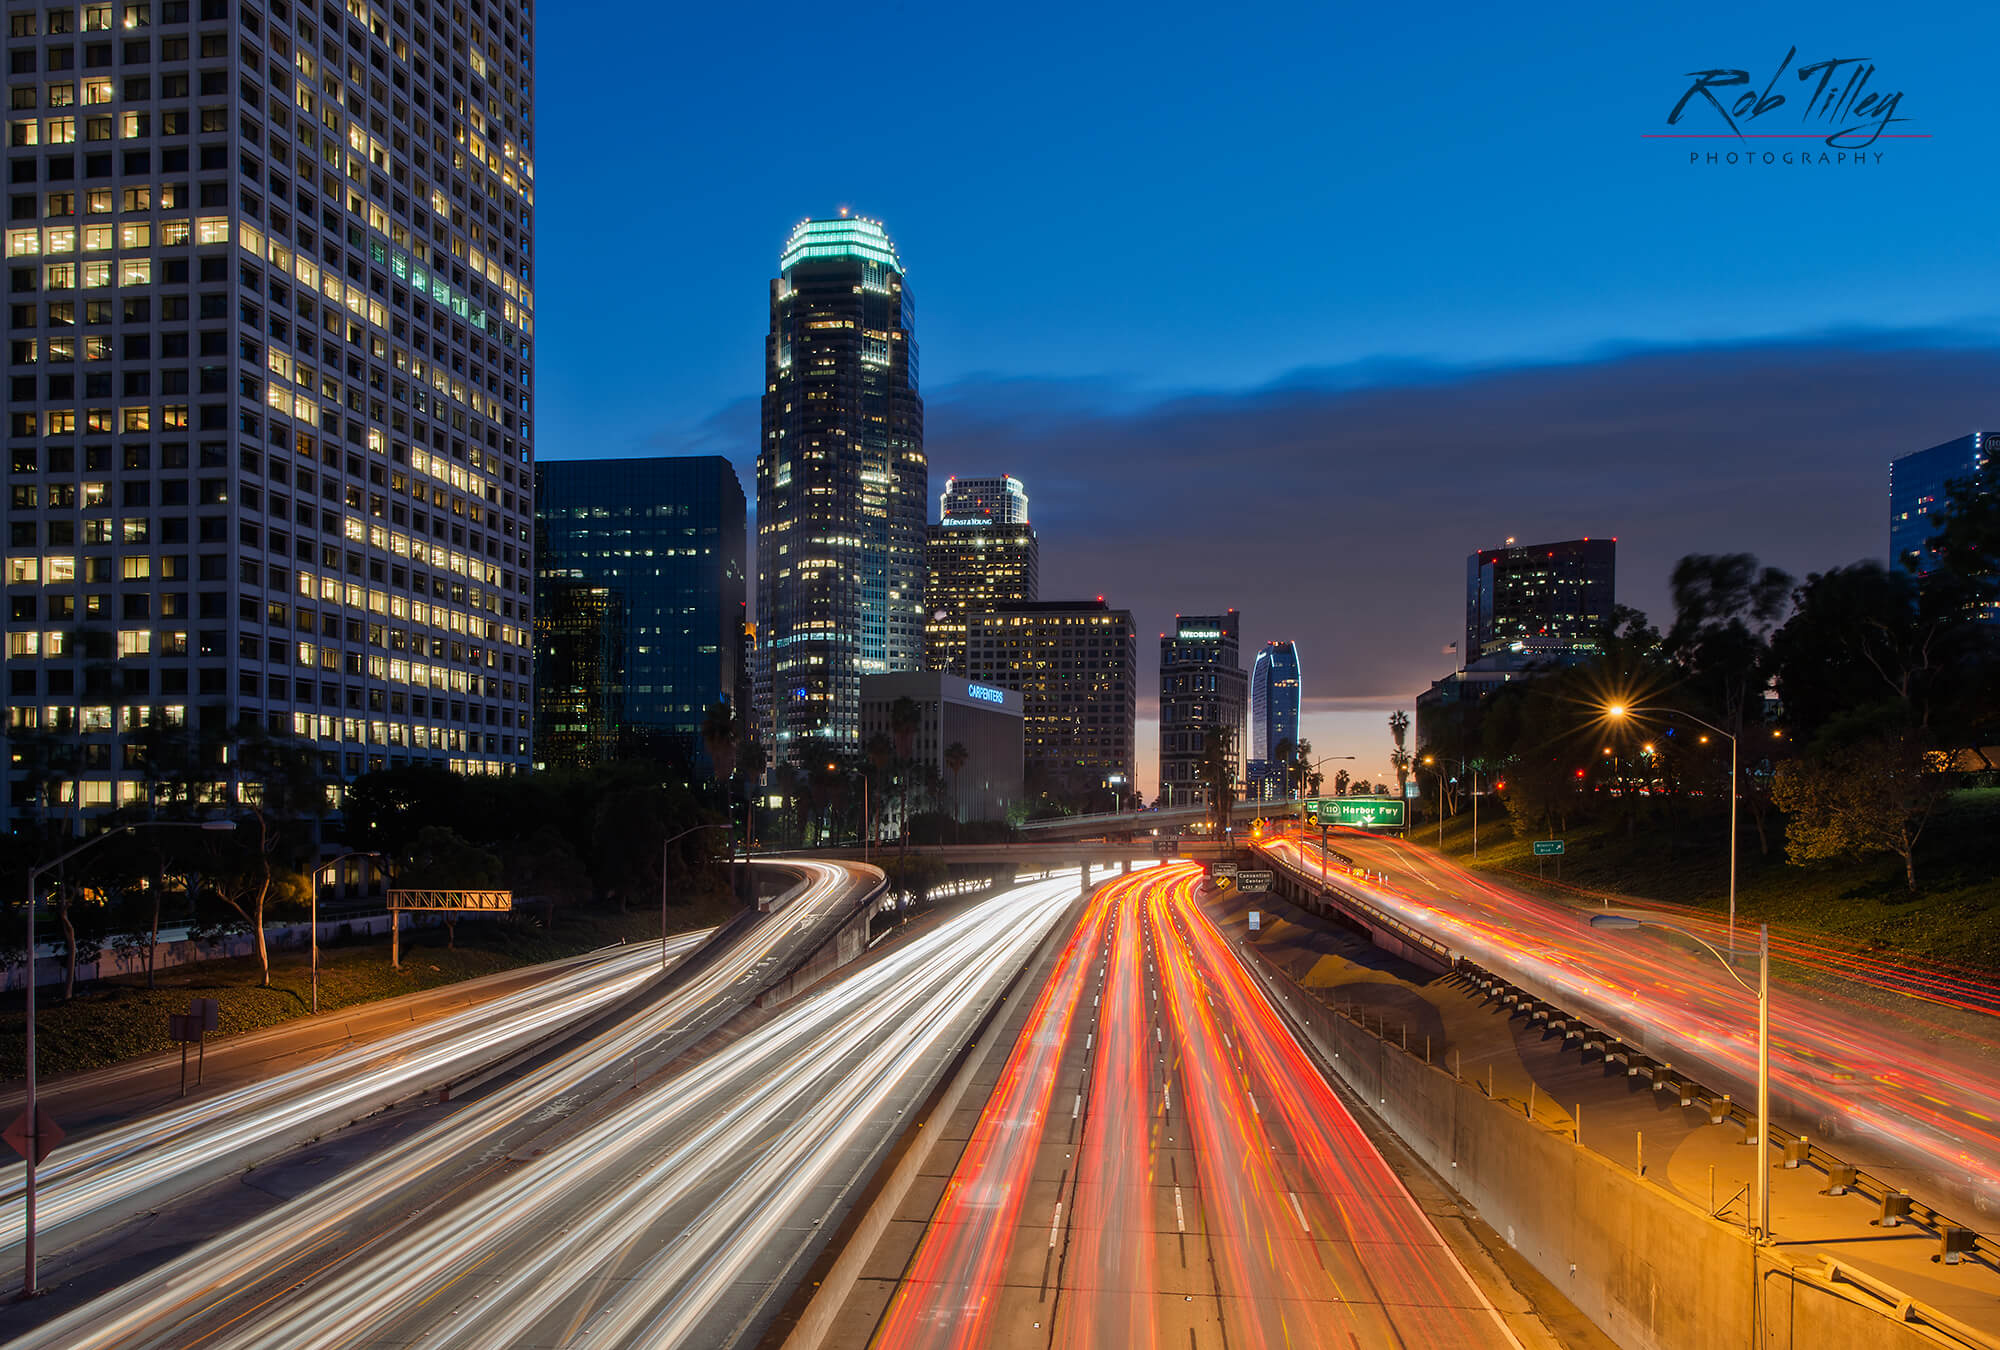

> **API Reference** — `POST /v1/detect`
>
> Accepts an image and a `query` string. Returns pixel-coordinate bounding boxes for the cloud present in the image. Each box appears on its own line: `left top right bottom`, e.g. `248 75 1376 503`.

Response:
925 330 2000 704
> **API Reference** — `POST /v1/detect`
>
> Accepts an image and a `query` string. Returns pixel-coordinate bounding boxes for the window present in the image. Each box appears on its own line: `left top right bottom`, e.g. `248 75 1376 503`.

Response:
82 80 114 105
117 257 149 285
9 120 39 147
46 116 74 144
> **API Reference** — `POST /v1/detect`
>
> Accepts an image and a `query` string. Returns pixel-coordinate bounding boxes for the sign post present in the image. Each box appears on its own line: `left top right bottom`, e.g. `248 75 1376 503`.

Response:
1534 838 1564 880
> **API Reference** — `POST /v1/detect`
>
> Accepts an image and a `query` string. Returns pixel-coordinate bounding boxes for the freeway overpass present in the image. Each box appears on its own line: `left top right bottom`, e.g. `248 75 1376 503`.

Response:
1012 796 1319 839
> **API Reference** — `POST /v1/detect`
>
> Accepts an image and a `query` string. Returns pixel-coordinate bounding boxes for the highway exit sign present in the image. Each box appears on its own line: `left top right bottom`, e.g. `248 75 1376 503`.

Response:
1309 797 1407 830
1533 839 1565 856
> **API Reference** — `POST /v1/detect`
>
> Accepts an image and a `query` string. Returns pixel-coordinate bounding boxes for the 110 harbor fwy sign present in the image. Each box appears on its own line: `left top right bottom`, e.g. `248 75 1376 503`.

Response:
1644 45 1926 167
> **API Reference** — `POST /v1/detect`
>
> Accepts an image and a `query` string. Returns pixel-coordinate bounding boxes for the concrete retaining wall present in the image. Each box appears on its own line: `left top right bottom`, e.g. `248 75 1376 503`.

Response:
1243 949 1987 1350
755 885 882 1011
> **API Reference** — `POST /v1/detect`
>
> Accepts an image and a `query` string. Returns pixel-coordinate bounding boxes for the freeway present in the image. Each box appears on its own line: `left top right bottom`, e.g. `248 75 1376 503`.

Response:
872 862 1526 1349
0 929 706 1262
1262 829 2000 1220
9 864 1077 1350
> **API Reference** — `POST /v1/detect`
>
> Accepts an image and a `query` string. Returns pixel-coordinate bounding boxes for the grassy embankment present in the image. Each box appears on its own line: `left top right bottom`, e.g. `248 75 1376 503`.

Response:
1422 788 2000 974
0 893 739 1080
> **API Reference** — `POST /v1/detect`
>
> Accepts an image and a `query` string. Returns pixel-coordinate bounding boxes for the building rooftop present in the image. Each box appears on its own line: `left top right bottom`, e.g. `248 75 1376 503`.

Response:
780 216 904 273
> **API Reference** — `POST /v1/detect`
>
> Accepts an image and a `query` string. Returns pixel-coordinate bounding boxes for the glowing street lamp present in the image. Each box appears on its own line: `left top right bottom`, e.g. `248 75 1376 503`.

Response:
1592 912 1771 1243
1606 703 1739 949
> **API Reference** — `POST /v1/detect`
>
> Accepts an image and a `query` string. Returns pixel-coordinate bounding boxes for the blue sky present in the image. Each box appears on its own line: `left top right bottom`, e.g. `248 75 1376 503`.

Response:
530 2 1999 788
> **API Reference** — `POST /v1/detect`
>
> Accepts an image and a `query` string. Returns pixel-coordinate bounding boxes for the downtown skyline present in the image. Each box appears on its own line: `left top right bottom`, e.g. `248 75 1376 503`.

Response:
525 1 1992 786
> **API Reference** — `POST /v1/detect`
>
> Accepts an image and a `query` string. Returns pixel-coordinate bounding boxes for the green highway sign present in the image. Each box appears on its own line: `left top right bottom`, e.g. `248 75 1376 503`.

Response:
1307 797 1407 830
1533 840 1565 856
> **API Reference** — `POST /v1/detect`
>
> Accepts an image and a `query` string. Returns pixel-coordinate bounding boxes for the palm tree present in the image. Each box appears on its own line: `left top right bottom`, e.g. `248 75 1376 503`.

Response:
865 733 894 844
700 701 740 784
944 742 969 841
889 696 922 850
1389 710 1412 797
1197 726 1237 840
1334 769 1351 796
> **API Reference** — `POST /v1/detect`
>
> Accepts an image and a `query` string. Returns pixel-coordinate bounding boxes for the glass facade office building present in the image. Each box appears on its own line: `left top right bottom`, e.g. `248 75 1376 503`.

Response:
755 216 925 765
4 0 538 823
1891 432 1996 623
1465 537 1615 660
967 599 1133 798
938 473 1026 525
1158 610 1246 808
534 455 746 769
923 474 1037 676
1246 638 1300 800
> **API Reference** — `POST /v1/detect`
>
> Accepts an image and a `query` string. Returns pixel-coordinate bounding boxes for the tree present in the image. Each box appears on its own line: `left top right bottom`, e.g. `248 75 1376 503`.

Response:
1772 729 1949 893
505 828 591 930
588 783 709 910
1333 769 1350 797
1665 553 1794 855
1388 711 1411 797
1919 453 2000 605
399 826 501 948
943 742 969 835
1197 726 1237 838
1769 562 1982 745
890 696 922 853
211 722 330 986
701 701 740 784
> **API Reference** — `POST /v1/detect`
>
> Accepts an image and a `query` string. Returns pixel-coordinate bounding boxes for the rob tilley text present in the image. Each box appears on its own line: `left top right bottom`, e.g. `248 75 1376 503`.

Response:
1667 47 1909 147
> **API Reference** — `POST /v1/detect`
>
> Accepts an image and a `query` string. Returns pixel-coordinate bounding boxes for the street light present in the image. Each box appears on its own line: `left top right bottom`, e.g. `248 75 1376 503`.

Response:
828 762 868 864
1300 755 1357 889
661 823 731 971
18 817 235 1298
1605 703 1739 950
1422 753 1445 848
311 851 388 1015
1591 912 1771 1243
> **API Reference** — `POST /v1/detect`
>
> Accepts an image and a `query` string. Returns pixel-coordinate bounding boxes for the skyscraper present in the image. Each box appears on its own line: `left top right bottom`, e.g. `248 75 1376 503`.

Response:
924 471 1037 675
1246 639 1301 800
532 580 622 771
4 0 537 823
1465 538 1615 660
939 473 1028 525
967 599 1134 802
535 456 746 769
1158 611 1247 808
756 215 925 765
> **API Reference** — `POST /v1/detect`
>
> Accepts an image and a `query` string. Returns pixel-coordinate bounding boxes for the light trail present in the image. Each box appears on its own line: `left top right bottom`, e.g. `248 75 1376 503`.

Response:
878 863 1519 1348
0 933 700 1255
1264 832 2000 1211
1051 883 1157 1347
8 859 875 1350
873 871 1133 1348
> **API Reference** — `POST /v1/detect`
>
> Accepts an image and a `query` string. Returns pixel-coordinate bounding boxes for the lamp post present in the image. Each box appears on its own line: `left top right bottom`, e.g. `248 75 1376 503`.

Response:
660 823 731 971
311 851 388 1015
1591 912 1771 1242
1421 754 1446 848
18 817 235 1298
1300 755 1357 890
827 762 867 864
1606 703 1739 951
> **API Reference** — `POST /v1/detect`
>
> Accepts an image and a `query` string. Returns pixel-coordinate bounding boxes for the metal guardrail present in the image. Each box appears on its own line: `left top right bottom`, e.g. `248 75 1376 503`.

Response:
1257 844 1456 969
1253 842 2000 1277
